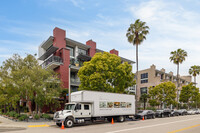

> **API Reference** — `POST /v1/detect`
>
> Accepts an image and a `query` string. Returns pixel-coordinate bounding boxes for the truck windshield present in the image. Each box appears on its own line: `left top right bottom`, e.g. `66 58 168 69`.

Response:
64 104 75 110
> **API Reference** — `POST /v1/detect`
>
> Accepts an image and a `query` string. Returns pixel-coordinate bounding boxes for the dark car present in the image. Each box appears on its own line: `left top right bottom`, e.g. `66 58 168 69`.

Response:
155 110 164 117
155 109 171 117
171 109 179 116
177 109 187 116
163 109 172 117
135 110 155 119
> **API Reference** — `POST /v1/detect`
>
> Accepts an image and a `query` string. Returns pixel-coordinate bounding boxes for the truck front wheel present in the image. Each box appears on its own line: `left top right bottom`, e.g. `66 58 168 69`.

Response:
65 118 74 128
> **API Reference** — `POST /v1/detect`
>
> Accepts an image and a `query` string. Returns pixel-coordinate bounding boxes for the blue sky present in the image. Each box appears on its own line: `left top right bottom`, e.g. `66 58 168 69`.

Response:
0 0 200 86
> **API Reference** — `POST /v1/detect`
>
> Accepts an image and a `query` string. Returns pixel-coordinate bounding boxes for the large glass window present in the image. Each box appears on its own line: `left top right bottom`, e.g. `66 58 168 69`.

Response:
141 73 148 79
78 48 87 55
141 79 148 84
66 46 74 57
140 87 148 94
141 73 148 84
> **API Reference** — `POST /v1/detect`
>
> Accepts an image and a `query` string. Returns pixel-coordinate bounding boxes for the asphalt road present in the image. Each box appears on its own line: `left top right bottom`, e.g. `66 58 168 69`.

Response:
2 115 200 133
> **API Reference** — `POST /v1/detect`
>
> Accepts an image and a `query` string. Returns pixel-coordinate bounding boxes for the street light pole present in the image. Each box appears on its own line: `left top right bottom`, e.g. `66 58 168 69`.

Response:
68 65 71 103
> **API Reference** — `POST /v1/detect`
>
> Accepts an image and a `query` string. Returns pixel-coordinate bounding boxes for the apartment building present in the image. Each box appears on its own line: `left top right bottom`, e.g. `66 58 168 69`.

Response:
137 64 192 100
38 27 135 93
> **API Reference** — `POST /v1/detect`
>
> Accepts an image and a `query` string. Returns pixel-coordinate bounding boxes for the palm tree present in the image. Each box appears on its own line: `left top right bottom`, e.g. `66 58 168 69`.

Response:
126 19 149 111
189 65 200 87
169 48 187 108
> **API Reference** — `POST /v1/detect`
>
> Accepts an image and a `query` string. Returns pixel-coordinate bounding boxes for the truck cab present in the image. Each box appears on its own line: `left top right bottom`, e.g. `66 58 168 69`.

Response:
54 102 92 128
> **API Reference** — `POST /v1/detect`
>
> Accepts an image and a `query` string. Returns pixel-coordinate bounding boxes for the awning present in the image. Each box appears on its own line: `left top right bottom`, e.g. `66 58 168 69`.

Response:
38 46 59 60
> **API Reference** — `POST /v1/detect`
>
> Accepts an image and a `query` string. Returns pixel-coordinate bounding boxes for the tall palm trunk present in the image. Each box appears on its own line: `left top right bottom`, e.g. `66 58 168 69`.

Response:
135 44 139 112
176 63 179 109
194 76 196 87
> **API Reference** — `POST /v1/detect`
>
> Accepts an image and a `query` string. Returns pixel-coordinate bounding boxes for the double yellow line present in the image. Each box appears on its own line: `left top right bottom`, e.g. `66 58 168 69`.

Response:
28 124 50 128
168 124 200 133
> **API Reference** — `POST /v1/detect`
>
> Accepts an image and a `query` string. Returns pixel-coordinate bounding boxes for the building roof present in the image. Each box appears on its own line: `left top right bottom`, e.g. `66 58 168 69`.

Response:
66 38 91 50
96 48 135 64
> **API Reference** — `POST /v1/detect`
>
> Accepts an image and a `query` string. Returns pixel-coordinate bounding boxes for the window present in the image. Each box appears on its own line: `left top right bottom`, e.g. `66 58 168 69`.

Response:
84 105 89 110
141 73 148 79
141 79 148 84
75 104 81 110
66 46 74 57
78 48 87 55
141 73 148 84
161 74 164 80
65 104 75 110
140 87 148 94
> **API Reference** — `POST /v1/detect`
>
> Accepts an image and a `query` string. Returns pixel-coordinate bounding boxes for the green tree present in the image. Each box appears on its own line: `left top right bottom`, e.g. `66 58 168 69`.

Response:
140 93 149 110
126 19 149 108
148 86 160 108
0 54 62 115
179 83 199 109
169 48 187 108
78 52 135 93
148 82 176 109
189 65 200 87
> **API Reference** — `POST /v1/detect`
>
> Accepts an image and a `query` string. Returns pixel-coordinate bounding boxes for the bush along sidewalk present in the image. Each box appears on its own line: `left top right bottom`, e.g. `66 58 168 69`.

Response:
0 111 53 122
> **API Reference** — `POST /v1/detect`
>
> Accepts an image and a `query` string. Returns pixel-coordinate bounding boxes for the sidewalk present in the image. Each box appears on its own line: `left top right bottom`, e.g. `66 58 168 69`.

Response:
0 116 55 128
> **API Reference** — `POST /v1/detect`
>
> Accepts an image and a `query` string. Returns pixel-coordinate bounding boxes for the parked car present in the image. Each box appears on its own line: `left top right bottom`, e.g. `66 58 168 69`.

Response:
171 109 179 116
187 109 196 115
155 110 164 118
193 109 200 114
155 109 171 117
177 109 187 115
135 110 155 119
163 109 172 117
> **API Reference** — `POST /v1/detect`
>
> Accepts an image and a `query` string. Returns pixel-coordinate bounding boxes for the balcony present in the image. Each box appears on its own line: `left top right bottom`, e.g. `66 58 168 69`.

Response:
42 56 63 69
70 78 80 86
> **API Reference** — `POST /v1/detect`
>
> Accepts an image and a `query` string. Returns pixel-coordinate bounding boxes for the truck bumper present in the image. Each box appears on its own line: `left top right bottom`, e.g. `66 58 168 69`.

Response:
53 118 65 123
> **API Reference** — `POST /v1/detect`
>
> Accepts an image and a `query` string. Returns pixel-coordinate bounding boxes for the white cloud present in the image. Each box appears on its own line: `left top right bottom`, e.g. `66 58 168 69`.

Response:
127 0 200 87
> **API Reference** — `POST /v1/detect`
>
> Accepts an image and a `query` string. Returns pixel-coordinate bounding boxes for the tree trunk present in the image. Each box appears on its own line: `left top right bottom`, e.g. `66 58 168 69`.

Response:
27 100 32 115
194 76 196 87
35 102 38 114
176 63 179 109
38 107 41 117
4 105 6 113
135 44 139 113
144 100 146 110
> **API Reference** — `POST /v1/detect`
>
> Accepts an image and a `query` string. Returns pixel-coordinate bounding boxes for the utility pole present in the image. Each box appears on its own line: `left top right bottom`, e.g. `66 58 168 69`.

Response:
68 65 71 103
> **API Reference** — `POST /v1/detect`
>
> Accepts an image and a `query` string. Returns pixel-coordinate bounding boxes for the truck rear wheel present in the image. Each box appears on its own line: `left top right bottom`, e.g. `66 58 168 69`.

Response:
65 118 74 128
117 116 125 122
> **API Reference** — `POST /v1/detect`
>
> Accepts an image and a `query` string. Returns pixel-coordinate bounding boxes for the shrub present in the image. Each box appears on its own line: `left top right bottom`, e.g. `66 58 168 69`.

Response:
34 114 40 120
41 114 51 119
8 111 17 117
18 114 28 121
14 113 20 118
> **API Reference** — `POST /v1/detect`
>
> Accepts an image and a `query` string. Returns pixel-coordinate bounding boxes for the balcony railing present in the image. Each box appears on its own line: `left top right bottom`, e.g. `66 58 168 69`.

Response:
42 56 63 69
70 58 84 67
70 78 81 85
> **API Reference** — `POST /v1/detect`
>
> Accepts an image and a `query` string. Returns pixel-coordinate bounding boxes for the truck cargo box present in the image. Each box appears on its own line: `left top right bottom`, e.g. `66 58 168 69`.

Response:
71 91 135 117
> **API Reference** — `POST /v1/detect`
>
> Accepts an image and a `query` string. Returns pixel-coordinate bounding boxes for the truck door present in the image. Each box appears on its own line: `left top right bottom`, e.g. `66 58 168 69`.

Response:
74 103 84 118
82 104 92 117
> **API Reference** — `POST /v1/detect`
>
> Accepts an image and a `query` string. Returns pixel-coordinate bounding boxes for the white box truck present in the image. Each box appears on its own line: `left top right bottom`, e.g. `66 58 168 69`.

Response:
53 90 135 128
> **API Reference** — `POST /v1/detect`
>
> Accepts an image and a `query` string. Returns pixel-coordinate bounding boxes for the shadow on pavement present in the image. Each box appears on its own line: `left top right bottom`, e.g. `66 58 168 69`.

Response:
0 127 26 132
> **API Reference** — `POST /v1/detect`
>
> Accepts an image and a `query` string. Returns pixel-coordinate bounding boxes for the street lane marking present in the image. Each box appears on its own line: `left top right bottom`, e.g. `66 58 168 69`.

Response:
106 117 200 133
28 124 50 127
168 124 200 133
